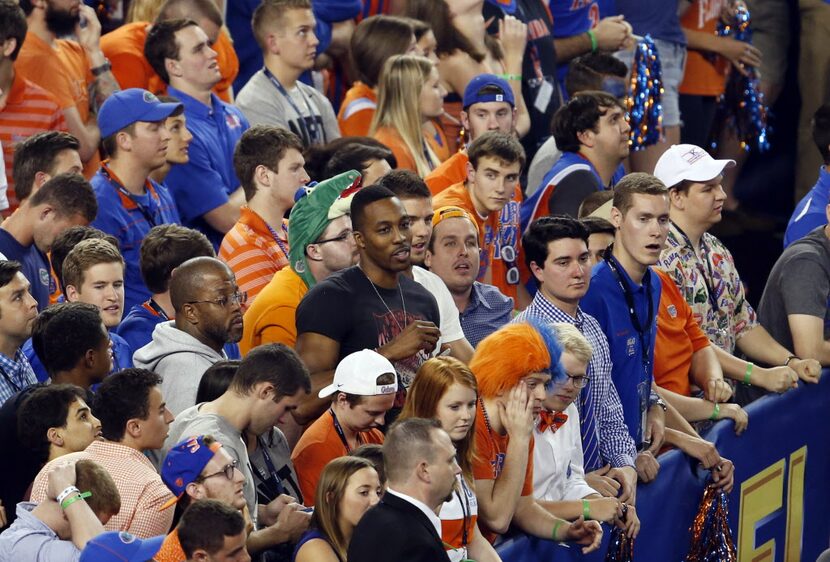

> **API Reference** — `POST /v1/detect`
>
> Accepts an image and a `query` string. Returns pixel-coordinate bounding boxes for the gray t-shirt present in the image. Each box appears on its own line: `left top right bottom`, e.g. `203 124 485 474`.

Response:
758 226 830 351
162 404 257 527
235 70 340 147
250 427 302 505
527 136 562 198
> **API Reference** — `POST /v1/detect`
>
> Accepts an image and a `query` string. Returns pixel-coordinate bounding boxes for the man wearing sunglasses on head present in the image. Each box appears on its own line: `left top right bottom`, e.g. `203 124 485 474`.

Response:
134 257 244 415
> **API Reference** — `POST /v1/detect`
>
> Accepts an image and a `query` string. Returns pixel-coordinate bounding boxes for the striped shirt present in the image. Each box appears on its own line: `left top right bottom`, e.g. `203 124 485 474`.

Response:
0 73 67 212
219 206 289 302
514 292 637 468
30 440 174 539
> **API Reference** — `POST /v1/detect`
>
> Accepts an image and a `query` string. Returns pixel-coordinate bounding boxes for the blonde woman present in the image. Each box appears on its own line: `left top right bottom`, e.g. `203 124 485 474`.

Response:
371 55 449 177
293 457 382 562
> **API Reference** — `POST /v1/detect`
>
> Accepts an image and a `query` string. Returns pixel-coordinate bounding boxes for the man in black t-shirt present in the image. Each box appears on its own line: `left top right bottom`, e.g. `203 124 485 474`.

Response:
295 186 441 425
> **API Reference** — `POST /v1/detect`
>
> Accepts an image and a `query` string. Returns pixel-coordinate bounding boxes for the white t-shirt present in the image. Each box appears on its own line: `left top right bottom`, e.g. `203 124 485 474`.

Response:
439 474 479 562
532 403 597 502
412 266 466 349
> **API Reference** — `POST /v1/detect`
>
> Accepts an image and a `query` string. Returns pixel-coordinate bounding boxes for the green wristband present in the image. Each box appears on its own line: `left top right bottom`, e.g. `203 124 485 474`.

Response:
743 363 754 385
582 499 591 520
499 73 522 81
587 30 598 52
552 520 564 542
709 402 720 421
61 491 92 510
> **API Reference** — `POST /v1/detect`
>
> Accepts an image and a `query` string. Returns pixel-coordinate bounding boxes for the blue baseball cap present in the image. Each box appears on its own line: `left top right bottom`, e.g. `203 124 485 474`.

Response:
463 74 515 109
80 531 164 562
98 88 182 139
159 435 223 510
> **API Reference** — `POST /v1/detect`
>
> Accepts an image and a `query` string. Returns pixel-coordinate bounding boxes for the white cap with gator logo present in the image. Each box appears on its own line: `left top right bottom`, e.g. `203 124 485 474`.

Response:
318 349 398 398
653 144 736 188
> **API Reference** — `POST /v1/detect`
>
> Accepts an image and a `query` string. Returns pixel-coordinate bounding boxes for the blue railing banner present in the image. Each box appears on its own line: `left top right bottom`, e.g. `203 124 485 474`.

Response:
497 371 830 562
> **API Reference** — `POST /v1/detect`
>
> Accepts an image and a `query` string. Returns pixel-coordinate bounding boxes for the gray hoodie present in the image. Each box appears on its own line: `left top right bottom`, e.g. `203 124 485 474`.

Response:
133 321 226 415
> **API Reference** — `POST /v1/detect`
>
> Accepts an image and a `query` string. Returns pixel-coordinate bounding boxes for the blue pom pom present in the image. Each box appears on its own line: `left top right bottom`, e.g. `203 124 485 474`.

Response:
709 5 770 153
626 35 664 150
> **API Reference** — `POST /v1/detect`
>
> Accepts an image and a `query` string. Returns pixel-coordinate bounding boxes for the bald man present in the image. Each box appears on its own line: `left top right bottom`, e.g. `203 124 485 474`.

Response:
134 257 245 414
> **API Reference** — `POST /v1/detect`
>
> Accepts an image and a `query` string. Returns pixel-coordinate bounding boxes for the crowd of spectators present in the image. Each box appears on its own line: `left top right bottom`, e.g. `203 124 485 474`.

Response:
0 0 828 560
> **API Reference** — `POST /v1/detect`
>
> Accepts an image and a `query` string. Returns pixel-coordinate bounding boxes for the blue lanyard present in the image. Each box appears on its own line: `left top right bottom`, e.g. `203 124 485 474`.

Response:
671 222 721 315
605 252 654 375
100 165 162 227
262 68 324 146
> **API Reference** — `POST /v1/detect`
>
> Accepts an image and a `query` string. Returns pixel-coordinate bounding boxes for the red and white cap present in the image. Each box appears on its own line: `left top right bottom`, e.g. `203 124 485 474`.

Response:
653 144 736 188
318 349 398 398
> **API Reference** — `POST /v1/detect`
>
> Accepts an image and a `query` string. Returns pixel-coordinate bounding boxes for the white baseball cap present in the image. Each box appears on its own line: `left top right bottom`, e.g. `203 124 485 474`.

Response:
653 144 736 189
318 349 398 398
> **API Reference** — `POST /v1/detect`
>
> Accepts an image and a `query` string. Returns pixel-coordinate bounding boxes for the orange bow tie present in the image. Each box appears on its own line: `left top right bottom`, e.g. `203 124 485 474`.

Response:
537 410 569 433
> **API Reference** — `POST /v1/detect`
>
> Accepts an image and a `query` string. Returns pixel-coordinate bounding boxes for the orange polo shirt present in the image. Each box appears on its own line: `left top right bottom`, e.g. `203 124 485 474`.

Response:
16 32 100 177
291 411 384 505
101 22 239 103
653 269 711 396
337 81 376 137
433 182 520 301
0 72 67 211
240 266 307 355
218 206 289 303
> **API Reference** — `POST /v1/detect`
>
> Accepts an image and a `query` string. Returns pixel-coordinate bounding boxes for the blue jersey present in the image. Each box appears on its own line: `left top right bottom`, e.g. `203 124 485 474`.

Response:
580 257 661 445
550 0 601 38
0 230 52 311
785 167 830 248
165 88 249 249
521 152 624 237
90 167 181 313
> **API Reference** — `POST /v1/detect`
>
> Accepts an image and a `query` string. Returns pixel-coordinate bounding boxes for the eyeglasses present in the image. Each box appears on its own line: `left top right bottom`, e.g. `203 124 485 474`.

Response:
197 459 238 482
315 230 354 245
563 372 590 389
186 291 247 308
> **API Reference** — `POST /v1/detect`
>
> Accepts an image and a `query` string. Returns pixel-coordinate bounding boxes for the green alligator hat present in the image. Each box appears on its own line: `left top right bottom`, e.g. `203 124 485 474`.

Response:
289 170 363 288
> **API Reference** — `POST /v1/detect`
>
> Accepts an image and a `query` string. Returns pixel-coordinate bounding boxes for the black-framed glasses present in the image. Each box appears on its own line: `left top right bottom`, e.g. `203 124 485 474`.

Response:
186 291 247 308
197 459 238 482
315 230 354 245
563 372 590 389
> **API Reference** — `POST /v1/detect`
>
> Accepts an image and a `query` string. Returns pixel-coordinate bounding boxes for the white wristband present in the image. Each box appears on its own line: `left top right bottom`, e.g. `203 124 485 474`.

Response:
56 486 80 506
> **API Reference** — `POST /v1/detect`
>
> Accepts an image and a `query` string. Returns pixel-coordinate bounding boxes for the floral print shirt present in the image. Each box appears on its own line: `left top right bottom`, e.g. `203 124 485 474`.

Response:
658 222 757 353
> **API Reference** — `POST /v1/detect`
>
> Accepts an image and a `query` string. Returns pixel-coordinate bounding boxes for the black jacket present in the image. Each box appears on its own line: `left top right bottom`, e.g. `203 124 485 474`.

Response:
347 492 449 562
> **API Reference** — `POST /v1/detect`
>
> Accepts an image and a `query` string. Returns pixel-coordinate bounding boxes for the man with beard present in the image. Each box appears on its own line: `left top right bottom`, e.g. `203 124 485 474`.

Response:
378 171 474 362
16 0 119 178
295 185 441 425
134 257 244 415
